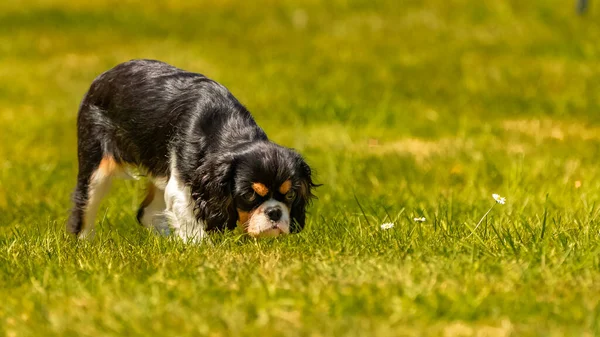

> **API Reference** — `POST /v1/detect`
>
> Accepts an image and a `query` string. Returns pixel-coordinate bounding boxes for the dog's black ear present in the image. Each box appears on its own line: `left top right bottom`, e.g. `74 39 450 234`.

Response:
290 159 319 233
192 154 238 231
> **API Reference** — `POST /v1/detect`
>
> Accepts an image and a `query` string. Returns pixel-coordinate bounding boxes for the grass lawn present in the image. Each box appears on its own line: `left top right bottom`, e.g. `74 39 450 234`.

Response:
2 0 600 335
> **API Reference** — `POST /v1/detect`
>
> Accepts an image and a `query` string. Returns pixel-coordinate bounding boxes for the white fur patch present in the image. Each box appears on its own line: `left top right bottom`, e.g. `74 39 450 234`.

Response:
164 152 206 242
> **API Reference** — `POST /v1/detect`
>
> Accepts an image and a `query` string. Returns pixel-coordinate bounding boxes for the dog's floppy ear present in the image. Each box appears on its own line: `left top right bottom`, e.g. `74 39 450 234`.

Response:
192 154 238 231
290 159 319 233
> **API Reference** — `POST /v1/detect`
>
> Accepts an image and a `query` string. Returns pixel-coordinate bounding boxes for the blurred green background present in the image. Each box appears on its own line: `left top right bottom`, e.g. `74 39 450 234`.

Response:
1 1 600 336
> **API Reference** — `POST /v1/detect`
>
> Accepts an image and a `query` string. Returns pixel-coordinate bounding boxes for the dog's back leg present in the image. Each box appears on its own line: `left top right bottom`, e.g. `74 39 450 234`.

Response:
67 152 117 239
137 180 170 235
67 103 120 239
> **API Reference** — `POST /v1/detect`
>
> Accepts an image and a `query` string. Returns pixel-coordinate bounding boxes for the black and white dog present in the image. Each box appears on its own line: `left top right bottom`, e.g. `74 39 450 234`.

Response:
68 59 317 241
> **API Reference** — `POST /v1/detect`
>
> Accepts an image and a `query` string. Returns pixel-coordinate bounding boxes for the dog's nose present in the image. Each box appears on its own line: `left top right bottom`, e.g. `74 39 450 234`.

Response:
265 207 282 221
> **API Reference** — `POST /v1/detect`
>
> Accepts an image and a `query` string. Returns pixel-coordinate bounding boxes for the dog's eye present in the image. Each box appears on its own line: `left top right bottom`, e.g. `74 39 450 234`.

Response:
244 192 256 202
285 190 296 201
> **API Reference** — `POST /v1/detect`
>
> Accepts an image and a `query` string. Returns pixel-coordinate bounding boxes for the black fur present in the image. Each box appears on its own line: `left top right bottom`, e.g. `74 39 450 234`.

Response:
68 59 317 235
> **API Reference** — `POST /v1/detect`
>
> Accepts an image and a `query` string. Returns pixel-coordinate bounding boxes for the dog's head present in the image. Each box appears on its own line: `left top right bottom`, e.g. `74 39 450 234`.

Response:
192 142 317 237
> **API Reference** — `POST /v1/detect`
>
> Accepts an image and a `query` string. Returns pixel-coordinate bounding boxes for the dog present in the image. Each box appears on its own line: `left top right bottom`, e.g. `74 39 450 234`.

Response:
67 59 317 241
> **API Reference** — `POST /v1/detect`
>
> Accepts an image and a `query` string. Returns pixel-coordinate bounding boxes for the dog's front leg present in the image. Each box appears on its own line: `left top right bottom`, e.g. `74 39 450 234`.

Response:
164 170 206 243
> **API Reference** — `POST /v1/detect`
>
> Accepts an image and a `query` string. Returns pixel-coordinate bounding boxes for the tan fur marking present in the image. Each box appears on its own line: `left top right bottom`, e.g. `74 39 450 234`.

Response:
252 182 269 197
279 180 292 194
97 157 121 177
238 209 250 225
81 157 118 238
237 208 258 233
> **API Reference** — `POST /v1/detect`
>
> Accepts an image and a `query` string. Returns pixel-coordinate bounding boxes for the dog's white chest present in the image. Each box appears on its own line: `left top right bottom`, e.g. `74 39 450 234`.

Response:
163 155 206 242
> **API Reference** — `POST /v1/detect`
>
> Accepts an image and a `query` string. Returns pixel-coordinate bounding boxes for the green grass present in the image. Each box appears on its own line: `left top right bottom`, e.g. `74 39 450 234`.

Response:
2 0 600 335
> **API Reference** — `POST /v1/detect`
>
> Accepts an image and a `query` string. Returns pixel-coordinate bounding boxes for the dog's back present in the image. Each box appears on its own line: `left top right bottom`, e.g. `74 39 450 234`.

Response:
77 59 253 176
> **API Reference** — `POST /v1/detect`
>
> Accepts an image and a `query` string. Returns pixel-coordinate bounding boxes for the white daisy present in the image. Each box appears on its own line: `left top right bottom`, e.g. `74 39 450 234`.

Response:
413 217 426 222
380 222 394 230
492 193 506 205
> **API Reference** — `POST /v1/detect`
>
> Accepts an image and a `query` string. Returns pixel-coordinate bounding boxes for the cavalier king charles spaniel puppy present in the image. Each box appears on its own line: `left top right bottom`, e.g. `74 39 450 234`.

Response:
68 59 317 241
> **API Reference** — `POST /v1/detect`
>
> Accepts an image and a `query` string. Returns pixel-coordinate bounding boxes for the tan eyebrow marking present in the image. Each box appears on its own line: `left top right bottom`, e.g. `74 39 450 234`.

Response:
252 182 269 197
279 180 292 194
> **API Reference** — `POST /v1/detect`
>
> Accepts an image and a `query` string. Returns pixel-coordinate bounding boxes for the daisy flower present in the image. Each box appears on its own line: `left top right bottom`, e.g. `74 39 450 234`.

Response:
467 193 506 238
492 194 506 205
413 217 426 222
380 222 394 230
